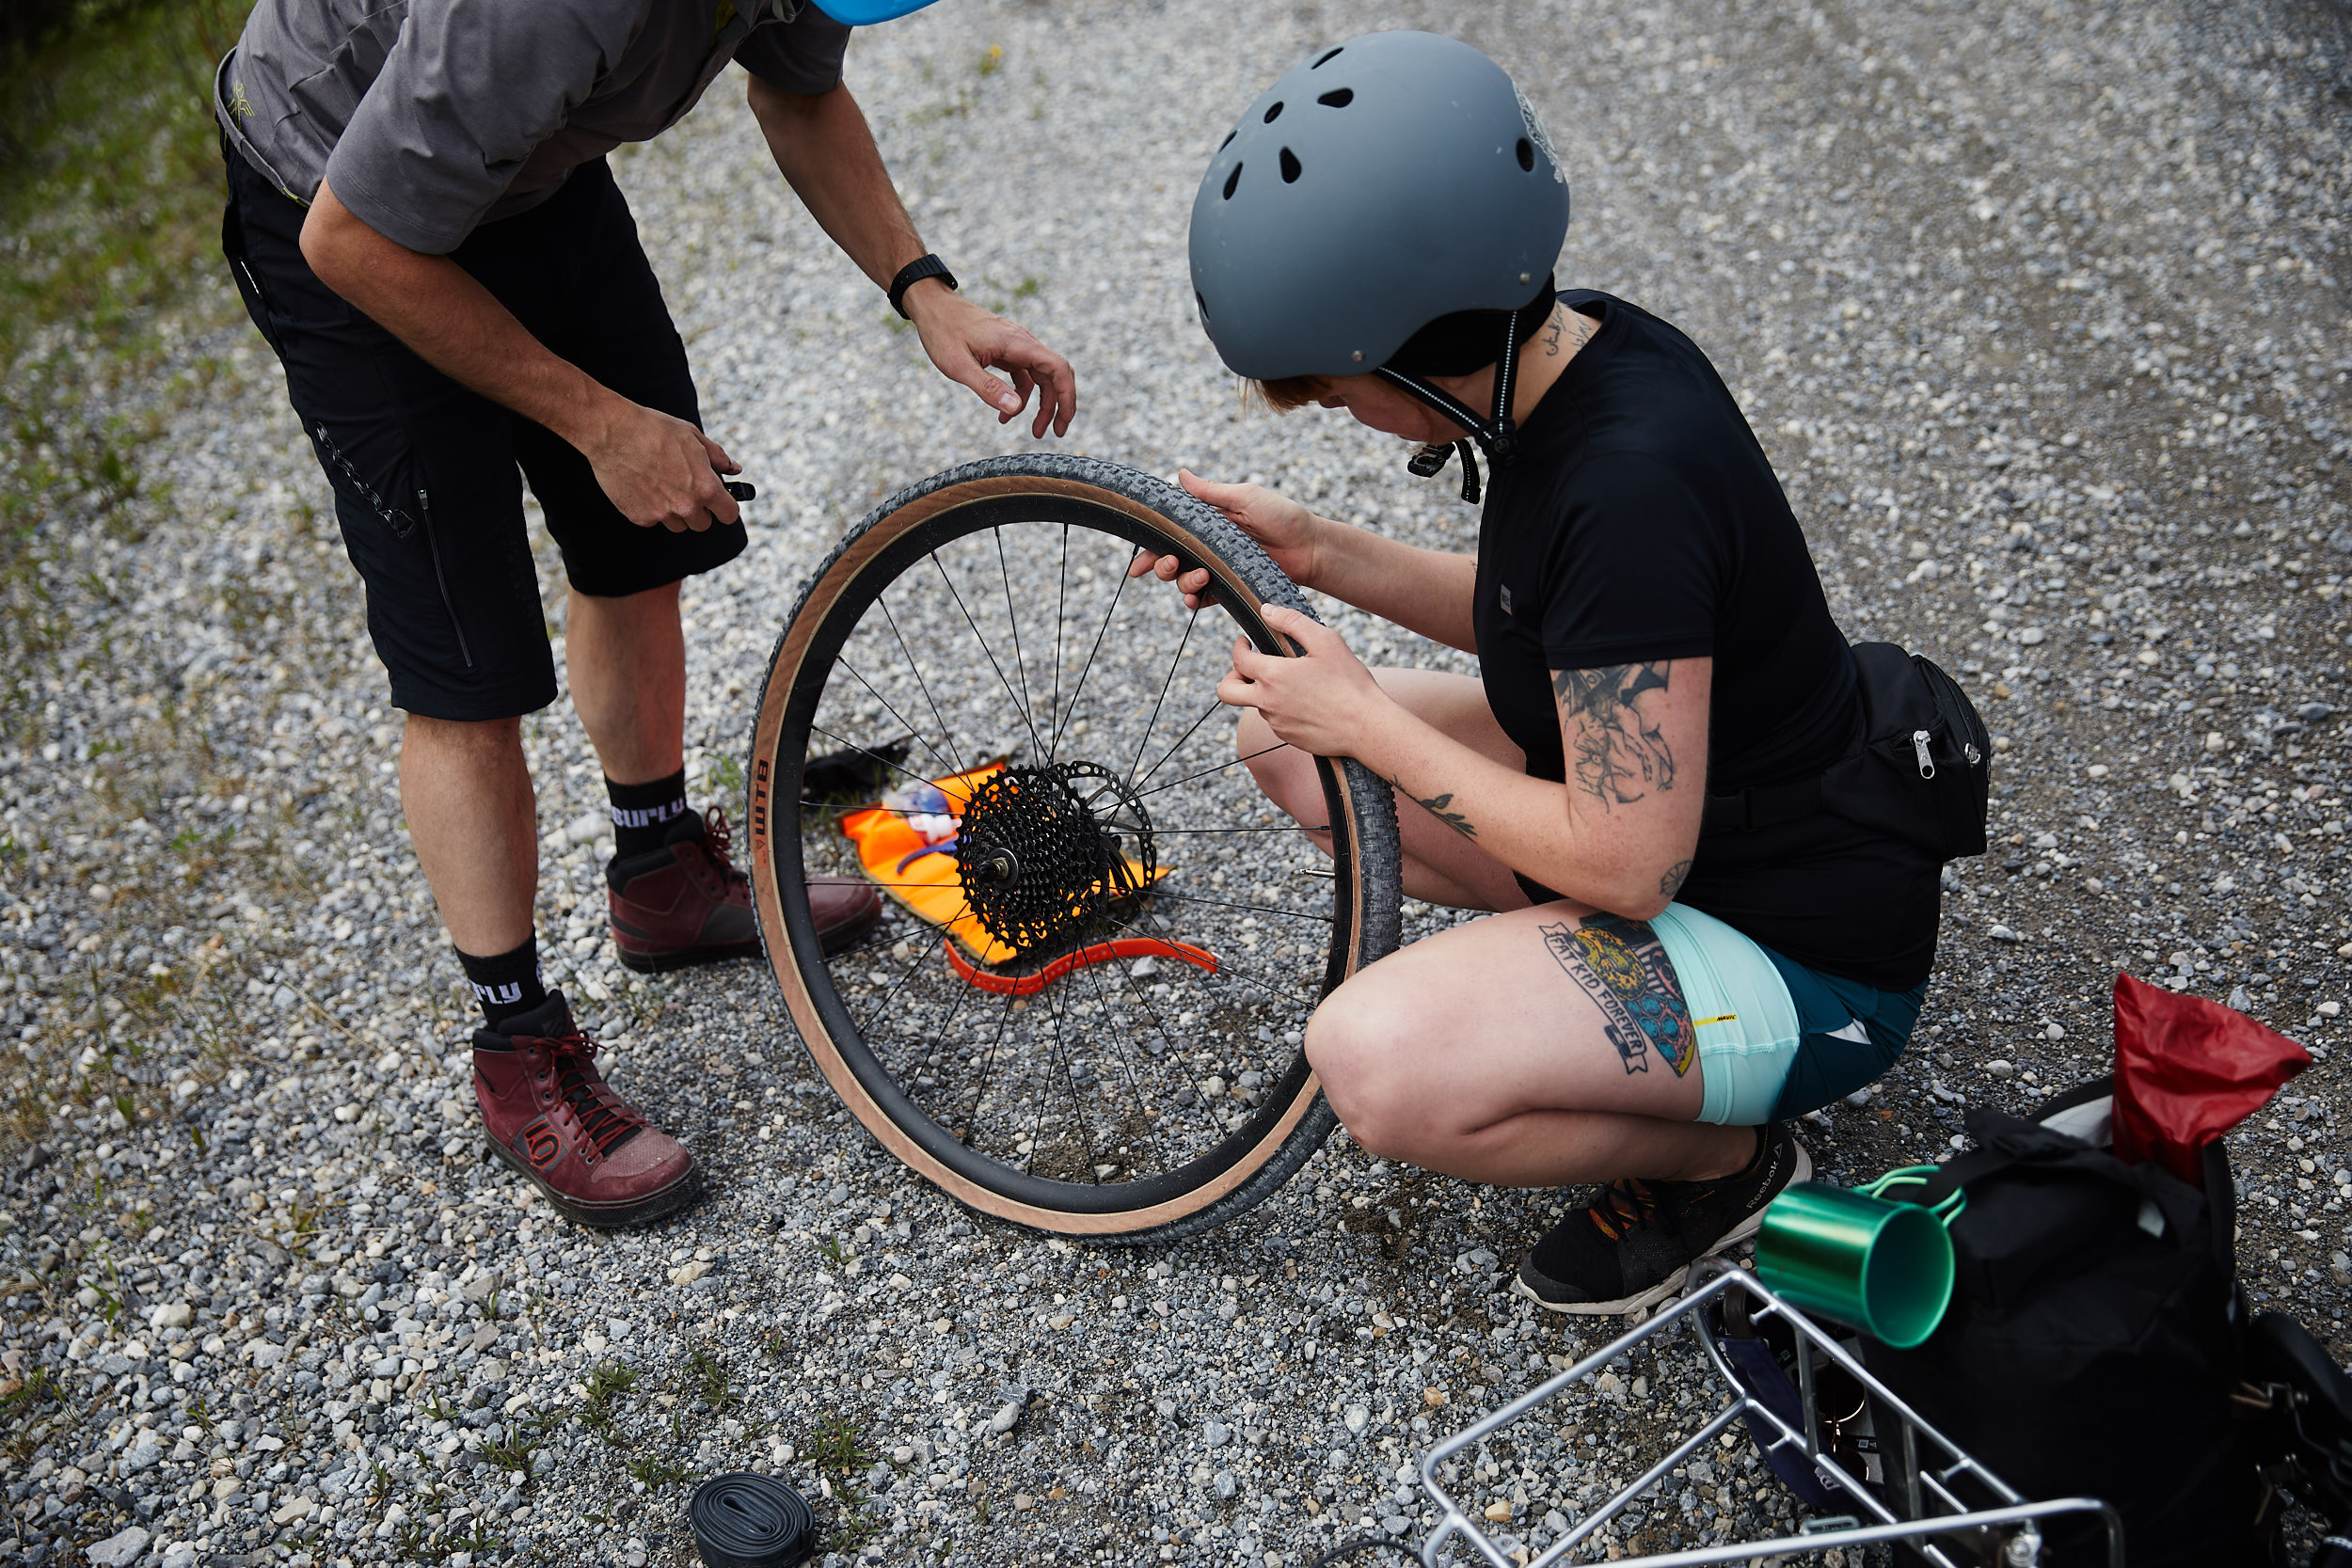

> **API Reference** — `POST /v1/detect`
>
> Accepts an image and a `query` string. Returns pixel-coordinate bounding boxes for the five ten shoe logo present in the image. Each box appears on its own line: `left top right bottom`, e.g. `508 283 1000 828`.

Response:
519 1118 564 1169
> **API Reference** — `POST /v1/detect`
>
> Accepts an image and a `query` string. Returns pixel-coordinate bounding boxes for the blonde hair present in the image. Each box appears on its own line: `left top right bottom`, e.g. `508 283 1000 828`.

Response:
1243 374 1322 414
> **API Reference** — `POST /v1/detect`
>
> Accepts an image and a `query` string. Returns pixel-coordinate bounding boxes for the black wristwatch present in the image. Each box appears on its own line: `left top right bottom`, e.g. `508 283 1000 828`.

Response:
887 254 958 319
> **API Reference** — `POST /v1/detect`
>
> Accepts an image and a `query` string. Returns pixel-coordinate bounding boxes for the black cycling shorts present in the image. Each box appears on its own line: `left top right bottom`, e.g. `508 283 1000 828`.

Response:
221 143 746 721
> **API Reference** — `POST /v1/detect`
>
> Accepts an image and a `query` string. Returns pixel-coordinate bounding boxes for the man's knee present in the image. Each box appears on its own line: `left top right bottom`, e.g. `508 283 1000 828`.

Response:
403 711 524 760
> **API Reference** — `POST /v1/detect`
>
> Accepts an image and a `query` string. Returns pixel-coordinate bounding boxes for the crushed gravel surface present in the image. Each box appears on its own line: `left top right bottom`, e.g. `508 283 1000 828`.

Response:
2 1 2348 1564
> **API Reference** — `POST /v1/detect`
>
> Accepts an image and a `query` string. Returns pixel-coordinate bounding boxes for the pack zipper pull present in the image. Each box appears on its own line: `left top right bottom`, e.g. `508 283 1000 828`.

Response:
1912 729 1936 780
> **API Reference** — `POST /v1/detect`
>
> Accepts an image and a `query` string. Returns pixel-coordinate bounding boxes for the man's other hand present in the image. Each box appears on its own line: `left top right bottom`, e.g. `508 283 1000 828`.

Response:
906 283 1077 437
592 402 741 532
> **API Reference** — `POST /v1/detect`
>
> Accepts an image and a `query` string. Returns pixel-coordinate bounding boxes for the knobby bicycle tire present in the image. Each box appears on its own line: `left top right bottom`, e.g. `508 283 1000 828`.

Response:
744 455 1402 1242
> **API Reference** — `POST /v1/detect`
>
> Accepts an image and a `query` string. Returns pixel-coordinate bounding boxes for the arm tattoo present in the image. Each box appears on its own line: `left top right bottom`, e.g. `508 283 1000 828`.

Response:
1395 778 1477 841
1660 859 1692 900
1552 661 1677 807
1539 914 1698 1077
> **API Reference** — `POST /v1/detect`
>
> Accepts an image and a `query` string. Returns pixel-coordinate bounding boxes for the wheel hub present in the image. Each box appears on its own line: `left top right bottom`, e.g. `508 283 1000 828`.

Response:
955 762 1156 956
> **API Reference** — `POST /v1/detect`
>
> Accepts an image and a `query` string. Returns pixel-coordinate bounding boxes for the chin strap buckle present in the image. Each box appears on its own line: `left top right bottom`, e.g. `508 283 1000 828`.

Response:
1381 307 1528 505
1406 439 1482 503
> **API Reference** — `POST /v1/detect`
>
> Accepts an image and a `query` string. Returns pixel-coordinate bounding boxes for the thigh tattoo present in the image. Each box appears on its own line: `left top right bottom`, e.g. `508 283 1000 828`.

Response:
1538 915 1698 1077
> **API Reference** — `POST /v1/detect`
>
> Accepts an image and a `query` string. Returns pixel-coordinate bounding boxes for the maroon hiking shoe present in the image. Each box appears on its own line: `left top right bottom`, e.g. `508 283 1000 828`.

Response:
607 804 881 971
474 991 702 1228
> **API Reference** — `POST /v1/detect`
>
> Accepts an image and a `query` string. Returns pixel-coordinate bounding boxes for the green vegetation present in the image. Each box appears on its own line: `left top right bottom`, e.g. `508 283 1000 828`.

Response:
0 0 256 679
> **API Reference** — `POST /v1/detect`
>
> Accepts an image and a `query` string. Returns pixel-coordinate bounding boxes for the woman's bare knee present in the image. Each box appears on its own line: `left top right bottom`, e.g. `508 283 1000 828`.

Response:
1306 990 1442 1161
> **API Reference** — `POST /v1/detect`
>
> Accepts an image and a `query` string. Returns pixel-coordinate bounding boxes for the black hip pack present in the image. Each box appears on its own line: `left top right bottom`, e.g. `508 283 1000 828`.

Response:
1703 641 1992 862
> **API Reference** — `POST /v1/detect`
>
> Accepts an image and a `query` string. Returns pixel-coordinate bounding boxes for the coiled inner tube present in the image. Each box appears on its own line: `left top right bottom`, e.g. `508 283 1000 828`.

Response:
689 1473 814 1568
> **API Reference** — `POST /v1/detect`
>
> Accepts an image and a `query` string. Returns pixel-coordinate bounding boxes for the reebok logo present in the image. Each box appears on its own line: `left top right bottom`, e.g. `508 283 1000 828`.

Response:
610 799 689 830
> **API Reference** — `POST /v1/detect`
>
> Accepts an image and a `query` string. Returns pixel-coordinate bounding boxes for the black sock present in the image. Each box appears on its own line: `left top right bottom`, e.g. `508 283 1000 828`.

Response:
607 769 690 859
457 936 547 1030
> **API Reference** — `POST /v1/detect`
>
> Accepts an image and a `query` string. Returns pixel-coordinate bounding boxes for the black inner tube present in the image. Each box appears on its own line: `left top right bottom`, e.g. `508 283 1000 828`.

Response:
689 1473 814 1568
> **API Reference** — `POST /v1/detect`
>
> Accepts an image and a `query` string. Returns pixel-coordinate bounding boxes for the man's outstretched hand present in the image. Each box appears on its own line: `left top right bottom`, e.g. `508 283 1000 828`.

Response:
906 282 1077 437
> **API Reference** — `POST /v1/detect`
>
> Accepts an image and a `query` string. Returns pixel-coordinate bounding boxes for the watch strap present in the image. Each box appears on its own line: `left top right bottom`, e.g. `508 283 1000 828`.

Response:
887 254 957 318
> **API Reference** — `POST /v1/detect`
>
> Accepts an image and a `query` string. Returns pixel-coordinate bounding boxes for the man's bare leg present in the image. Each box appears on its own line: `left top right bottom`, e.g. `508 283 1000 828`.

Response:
565 581 686 788
401 715 537 957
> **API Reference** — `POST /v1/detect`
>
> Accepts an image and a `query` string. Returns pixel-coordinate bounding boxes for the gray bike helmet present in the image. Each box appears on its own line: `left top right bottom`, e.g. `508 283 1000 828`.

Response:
1189 30 1571 486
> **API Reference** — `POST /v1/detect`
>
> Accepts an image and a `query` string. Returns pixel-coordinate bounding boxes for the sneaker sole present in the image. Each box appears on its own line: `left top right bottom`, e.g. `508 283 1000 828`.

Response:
485 1138 706 1229
1512 1140 1814 1318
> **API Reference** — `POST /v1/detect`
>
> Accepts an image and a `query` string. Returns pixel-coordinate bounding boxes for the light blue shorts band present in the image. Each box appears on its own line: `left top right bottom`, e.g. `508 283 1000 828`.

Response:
1648 903 1804 1126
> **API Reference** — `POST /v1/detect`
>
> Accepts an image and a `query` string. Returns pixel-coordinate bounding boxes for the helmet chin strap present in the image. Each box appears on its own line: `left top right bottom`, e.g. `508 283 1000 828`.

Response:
1376 307 1524 505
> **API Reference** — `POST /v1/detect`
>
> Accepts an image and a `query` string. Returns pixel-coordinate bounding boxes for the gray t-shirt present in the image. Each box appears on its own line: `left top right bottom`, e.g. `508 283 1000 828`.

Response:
217 0 851 254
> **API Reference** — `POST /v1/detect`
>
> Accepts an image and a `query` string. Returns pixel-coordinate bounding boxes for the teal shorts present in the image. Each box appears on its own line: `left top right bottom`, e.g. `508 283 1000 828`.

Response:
1648 904 1926 1126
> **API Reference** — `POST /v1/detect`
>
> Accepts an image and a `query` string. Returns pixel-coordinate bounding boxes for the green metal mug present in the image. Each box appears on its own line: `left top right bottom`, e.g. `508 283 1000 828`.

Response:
1754 1180 1957 1349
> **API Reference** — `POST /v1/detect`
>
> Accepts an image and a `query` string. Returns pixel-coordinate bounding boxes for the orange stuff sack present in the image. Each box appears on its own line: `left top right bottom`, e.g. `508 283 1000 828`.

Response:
837 764 1163 968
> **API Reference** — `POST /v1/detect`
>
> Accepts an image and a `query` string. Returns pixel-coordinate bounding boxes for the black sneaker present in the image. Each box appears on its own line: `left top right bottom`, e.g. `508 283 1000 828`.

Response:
1513 1123 1810 1316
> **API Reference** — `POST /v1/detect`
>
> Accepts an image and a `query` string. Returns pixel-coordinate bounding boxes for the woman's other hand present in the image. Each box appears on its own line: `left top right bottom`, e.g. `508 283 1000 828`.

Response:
1216 605 1391 756
1126 469 1327 607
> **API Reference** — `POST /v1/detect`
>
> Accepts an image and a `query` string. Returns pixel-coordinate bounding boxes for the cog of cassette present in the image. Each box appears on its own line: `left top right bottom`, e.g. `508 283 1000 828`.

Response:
954 762 1156 957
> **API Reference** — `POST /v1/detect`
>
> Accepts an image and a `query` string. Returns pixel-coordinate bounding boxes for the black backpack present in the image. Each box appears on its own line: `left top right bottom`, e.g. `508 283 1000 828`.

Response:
1703 641 1992 862
1860 1085 2266 1567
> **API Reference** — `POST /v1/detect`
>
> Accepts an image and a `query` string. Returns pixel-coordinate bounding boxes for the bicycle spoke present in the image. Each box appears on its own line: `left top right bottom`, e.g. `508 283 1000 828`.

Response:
1148 888 1335 923
1146 823 1332 835
877 593 967 778
1102 908 1319 1014
1132 693 1232 795
1133 740 1296 804
1095 934 1263 1146
1123 606 1201 789
1050 524 1069 762
805 721 938 794
1044 545 1132 759
1076 958 1172 1169
960 988 1022 1146
1038 962 1104 1182
993 527 1039 757
835 657 959 780
930 549 1048 760
847 889 977 1046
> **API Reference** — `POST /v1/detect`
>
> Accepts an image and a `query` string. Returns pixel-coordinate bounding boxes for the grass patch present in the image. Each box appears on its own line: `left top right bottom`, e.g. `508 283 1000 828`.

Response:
0 0 256 689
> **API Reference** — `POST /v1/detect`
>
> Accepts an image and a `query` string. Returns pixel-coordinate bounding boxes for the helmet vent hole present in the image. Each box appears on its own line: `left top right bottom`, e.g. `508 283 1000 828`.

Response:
1311 46 1343 68
1223 164 1243 200
1218 129 1235 151
1279 148 1302 183
1316 87 1354 108
1263 101 1284 122
1517 137 1535 171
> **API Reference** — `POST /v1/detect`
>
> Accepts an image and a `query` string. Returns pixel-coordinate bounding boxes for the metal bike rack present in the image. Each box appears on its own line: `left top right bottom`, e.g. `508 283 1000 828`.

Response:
1414 1259 2122 1568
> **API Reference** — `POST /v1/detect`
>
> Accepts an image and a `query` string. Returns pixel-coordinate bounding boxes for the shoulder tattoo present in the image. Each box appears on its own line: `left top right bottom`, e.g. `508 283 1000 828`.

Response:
1552 661 1677 808
1538 914 1697 1077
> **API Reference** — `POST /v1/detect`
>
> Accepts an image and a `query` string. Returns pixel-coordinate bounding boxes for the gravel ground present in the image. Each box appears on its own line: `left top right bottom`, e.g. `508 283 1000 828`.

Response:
3 1 2349 1564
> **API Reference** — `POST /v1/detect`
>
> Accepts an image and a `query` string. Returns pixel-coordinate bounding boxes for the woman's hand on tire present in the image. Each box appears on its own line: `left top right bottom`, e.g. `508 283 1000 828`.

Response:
1217 605 1392 756
1128 469 1325 606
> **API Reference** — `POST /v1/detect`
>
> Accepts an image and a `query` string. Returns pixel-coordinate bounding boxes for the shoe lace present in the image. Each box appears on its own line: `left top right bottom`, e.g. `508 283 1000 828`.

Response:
701 804 748 889
539 1033 644 1155
1583 1178 1665 1243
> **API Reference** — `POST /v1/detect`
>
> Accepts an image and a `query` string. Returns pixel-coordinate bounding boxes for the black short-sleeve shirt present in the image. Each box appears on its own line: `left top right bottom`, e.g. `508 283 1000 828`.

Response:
1474 291 1940 989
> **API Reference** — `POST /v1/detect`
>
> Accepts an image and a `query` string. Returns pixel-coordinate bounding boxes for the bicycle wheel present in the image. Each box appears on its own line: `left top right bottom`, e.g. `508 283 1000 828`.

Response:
745 455 1402 1241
